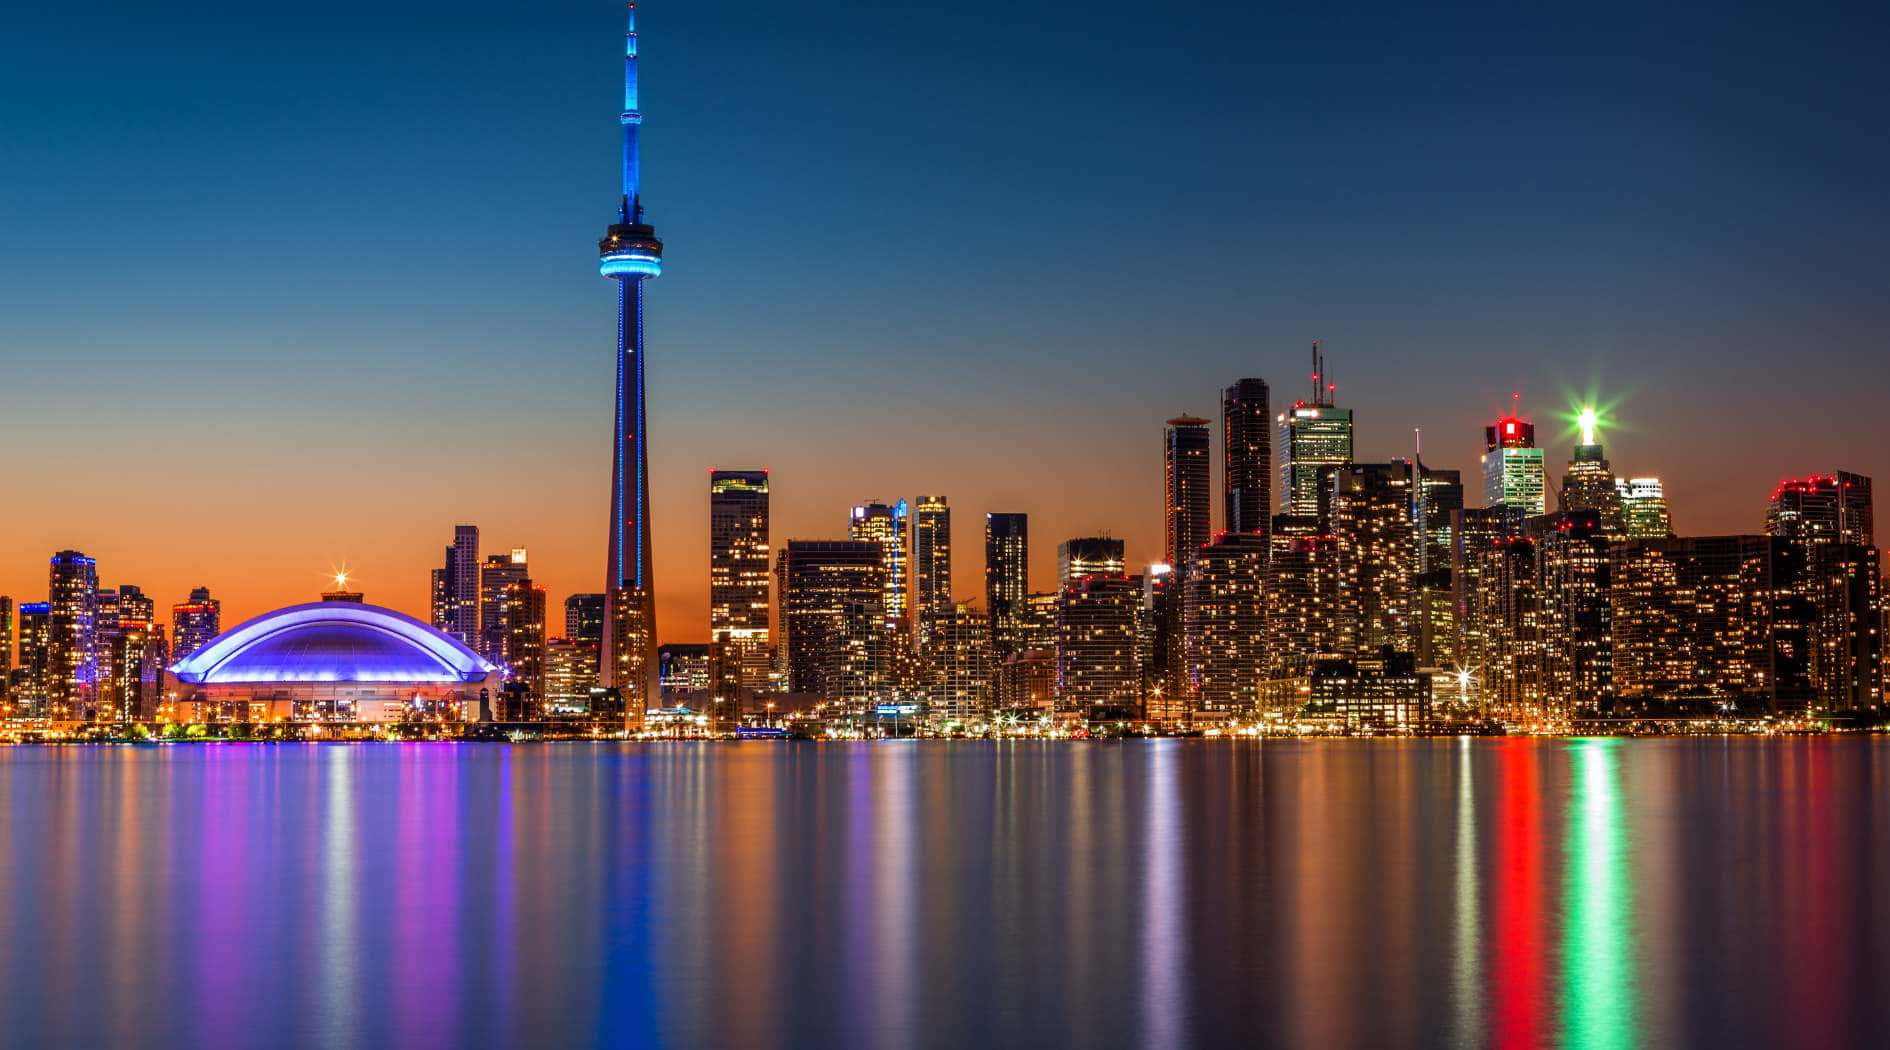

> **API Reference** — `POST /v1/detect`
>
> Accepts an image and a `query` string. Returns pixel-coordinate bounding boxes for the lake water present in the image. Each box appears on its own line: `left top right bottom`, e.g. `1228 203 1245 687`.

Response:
0 739 1885 1048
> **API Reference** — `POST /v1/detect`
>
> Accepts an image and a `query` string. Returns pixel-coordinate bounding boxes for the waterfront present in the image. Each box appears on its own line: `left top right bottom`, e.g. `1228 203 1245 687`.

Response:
1 739 1886 1048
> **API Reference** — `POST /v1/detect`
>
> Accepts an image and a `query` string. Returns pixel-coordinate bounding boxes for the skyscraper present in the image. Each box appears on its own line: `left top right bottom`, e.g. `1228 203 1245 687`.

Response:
1183 532 1269 712
47 551 99 720
912 495 952 642
1164 416 1212 565
1413 457 1464 574
1766 472 1873 547
924 601 990 725
171 587 220 665
17 603 52 717
1054 574 1141 718
710 470 772 695
1265 516 1345 676
1616 478 1672 538
431 525 480 649
849 500 910 630
985 513 1029 660
1557 409 1624 534
1278 343 1353 517
1333 462 1418 654
1481 404 1546 514
1057 537 1126 583
504 581 548 705
598 1 666 708
1223 377 1271 537
480 548 530 664
1532 510 1614 720
777 540 886 712
0 597 11 713
565 593 607 649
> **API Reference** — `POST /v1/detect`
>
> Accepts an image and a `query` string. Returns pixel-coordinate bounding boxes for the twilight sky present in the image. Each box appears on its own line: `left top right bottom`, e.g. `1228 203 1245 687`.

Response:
2 1 1887 640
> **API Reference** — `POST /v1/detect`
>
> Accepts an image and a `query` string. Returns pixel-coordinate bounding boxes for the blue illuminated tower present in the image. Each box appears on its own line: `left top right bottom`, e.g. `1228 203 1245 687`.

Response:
598 1 665 705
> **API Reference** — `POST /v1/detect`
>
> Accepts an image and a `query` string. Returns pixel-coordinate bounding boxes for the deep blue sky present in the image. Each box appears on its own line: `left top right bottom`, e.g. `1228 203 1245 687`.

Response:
3 1 1887 633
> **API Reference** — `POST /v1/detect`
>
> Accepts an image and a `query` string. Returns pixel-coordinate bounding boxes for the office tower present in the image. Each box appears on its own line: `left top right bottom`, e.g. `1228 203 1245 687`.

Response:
479 548 530 664
1766 472 1873 547
1482 406 1546 515
777 541 886 711
1610 536 1814 715
1054 574 1140 717
1140 565 1184 726
565 593 607 649
925 602 990 724
0 597 11 712
1413 457 1464 574
597 2 666 706
1531 510 1614 720
431 525 480 649
1473 526 1541 723
47 551 99 720
1557 411 1625 534
17 603 52 716
849 499 910 630
1617 478 1672 539
1449 506 1518 672
912 495 952 643
1278 343 1353 516
1164 416 1212 564
170 587 221 665
503 582 548 702
1806 542 1882 713
544 638 601 714
985 513 1029 659
1182 533 1268 713
1057 537 1126 584
95 585 154 717
1333 462 1418 653
708 470 772 696
1265 515 1345 677
1021 592 1060 655
1223 377 1271 538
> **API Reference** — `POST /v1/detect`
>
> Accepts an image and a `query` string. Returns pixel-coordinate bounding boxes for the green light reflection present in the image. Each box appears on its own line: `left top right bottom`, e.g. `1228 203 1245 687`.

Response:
1562 739 1640 1049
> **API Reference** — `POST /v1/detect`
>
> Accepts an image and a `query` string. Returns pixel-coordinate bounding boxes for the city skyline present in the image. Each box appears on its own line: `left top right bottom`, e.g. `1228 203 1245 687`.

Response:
5 1 1888 638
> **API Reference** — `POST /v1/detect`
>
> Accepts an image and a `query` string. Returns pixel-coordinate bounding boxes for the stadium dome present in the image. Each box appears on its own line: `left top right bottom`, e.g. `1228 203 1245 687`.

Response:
170 602 497 685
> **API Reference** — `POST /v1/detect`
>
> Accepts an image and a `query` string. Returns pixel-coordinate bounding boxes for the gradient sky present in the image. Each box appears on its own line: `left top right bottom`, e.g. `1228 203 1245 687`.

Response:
3 1 1887 641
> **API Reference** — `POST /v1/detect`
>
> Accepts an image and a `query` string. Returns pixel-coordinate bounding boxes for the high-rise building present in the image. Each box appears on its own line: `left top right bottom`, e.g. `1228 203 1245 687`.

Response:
106 618 165 723
503 582 548 704
1473 526 1541 723
565 593 607 649
17 602 52 717
1332 462 1418 654
0 597 11 713
1450 505 1521 672
1265 515 1345 677
1140 564 1184 726
48 551 99 720
544 637 601 714
777 540 886 711
1616 478 1672 538
1610 536 1814 715
1481 408 1546 515
1164 416 1212 565
912 495 952 643
709 470 772 696
598 2 667 709
1805 542 1882 714
1766 472 1873 548
479 548 530 664
171 587 221 665
1531 510 1614 720
1413 458 1464 574
1223 377 1272 538
849 500 910 630
1054 574 1140 718
1183 533 1269 713
1021 591 1060 655
924 601 990 725
985 513 1029 660
1278 343 1353 517
431 525 480 649
1557 412 1625 534
995 650 1056 713
1057 537 1126 584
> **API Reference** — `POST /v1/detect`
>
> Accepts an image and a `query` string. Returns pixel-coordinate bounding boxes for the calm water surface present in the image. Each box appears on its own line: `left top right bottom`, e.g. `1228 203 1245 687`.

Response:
1 739 1887 1048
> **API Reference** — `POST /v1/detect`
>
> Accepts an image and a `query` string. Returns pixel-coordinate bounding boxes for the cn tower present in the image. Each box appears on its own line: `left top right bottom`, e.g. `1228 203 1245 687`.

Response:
598 1 663 706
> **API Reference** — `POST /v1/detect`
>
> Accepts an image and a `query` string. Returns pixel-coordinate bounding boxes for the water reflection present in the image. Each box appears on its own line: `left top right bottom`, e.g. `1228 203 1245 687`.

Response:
0 740 1886 1049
